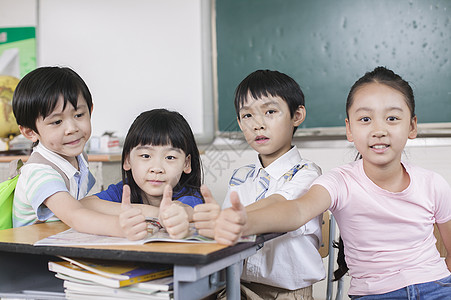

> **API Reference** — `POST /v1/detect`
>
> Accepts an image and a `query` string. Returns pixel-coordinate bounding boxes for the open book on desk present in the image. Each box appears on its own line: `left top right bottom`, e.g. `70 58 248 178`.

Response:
34 218 256 246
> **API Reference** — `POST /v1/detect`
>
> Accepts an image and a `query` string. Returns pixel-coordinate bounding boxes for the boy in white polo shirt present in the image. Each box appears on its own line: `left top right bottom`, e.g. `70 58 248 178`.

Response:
195 70 325 299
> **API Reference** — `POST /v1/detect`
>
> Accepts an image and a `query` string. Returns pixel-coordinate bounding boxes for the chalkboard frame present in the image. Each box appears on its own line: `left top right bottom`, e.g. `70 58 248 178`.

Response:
215 0 451 137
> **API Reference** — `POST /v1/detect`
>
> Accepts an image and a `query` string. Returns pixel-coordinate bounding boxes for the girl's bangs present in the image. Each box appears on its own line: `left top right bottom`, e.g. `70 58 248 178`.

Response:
135 122 187 153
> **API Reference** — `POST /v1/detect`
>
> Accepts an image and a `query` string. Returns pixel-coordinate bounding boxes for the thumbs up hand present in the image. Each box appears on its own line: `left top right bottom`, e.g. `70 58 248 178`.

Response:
119 184 147 240
193 185 221 238
214 191 247 245
158 185 189 239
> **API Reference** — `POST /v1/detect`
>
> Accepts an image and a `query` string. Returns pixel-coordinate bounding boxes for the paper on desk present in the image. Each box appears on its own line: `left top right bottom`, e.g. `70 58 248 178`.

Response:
34 218 256 246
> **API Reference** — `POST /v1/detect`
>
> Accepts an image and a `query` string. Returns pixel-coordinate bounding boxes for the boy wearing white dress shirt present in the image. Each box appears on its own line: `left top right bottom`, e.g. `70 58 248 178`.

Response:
195 70 325 299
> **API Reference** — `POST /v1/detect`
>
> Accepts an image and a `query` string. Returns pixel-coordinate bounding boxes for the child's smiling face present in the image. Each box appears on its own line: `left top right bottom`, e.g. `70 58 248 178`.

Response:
237 94 305 167
123 144 192 204
25 95 92 168
345 82 417 169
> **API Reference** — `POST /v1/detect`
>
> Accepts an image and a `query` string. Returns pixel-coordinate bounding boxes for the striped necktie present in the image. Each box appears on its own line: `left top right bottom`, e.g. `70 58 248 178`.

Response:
256 169 270 200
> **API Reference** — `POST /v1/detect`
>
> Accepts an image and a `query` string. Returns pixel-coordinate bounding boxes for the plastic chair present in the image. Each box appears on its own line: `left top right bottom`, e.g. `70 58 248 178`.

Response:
319 211 344 300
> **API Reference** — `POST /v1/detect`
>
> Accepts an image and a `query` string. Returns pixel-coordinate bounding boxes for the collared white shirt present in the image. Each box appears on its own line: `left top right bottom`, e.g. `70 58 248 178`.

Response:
223 146 326 289
13 143 95 227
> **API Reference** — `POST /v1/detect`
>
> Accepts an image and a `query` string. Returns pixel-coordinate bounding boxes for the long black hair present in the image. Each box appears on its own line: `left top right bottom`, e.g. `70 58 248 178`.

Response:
122 109 203 203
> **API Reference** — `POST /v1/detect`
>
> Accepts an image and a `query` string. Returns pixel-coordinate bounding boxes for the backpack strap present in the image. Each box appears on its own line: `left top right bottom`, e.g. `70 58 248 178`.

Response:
5 152 88 227
26 152 72 190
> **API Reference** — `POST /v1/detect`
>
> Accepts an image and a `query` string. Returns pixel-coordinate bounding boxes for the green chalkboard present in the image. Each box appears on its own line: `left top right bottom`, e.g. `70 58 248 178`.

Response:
216 0 451 131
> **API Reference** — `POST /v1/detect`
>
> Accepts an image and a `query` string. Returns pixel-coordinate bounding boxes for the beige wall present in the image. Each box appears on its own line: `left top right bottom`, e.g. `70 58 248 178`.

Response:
202 137 451 205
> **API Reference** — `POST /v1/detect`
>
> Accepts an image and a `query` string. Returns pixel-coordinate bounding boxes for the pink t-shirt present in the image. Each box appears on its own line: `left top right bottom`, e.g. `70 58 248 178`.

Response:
314 160 451 295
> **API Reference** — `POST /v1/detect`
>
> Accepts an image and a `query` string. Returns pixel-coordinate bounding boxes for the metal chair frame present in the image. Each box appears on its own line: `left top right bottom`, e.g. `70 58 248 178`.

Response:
320 211 344 300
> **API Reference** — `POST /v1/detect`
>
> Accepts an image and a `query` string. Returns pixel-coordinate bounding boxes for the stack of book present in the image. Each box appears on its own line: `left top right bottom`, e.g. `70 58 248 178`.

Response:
48 256 174 300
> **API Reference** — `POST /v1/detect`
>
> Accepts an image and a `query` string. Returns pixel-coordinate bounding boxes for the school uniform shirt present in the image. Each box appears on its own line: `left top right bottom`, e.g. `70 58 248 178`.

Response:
223 146 326 290
95 181 204 208
13 143 96 227
315 159 451 295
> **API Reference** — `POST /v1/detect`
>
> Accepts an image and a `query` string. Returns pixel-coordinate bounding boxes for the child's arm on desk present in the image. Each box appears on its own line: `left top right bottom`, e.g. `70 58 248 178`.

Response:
245 194 287 212
437 220 451 271
192 185 291 238
80 195 159 218
214 185 331 245
44 184 147 240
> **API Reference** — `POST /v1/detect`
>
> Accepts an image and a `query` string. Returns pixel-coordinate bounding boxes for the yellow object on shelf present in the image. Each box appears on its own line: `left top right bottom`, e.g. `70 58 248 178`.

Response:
0 75 21 151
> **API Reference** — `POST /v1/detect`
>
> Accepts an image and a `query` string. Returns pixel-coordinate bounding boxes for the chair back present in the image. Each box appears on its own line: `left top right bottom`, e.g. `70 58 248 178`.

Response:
319 210 344 300
319 211 330 258
434 224 447 257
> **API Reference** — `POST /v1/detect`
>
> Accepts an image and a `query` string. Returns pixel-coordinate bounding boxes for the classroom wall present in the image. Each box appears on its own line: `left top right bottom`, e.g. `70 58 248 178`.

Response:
0 0 214 143
203 138 451 204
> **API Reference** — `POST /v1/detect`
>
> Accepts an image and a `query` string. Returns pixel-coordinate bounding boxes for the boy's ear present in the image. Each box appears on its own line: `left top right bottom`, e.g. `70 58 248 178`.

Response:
408 116 418 139
237 117 244 132
184 154 192 174
345 118 354 142
292 105 306 127
123 156 131 171
19 125 39 143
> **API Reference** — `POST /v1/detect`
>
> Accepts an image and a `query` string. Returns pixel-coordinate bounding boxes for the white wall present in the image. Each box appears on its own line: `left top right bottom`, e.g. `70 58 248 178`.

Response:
203 138 451 205
0 0 213 142
0 0 36 26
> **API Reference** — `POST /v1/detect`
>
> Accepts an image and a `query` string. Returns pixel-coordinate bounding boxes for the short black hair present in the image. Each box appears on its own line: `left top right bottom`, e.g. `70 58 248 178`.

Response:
234 69 305 120
12 66 93 133
122 109 203 203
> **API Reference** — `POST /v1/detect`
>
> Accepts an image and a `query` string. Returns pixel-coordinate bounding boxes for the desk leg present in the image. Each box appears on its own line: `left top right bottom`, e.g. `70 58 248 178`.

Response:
226 261 241 299
173 246 255 300
173 270 221 300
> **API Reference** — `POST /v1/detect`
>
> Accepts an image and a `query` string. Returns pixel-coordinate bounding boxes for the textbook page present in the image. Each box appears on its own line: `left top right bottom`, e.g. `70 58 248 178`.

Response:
34 218 256 246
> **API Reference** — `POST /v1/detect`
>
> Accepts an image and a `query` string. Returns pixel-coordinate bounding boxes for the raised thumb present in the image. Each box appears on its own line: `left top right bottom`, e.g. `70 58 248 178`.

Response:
160 185 173 210
200 184 217 204
230 191 244 211
121 184 132 210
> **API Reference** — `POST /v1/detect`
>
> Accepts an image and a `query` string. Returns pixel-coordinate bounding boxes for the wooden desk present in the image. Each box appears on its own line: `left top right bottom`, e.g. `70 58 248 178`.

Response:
0 222 280 300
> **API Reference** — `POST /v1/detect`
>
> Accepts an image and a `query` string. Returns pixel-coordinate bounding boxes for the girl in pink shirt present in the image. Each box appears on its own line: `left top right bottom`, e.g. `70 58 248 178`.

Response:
212 67 451 299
